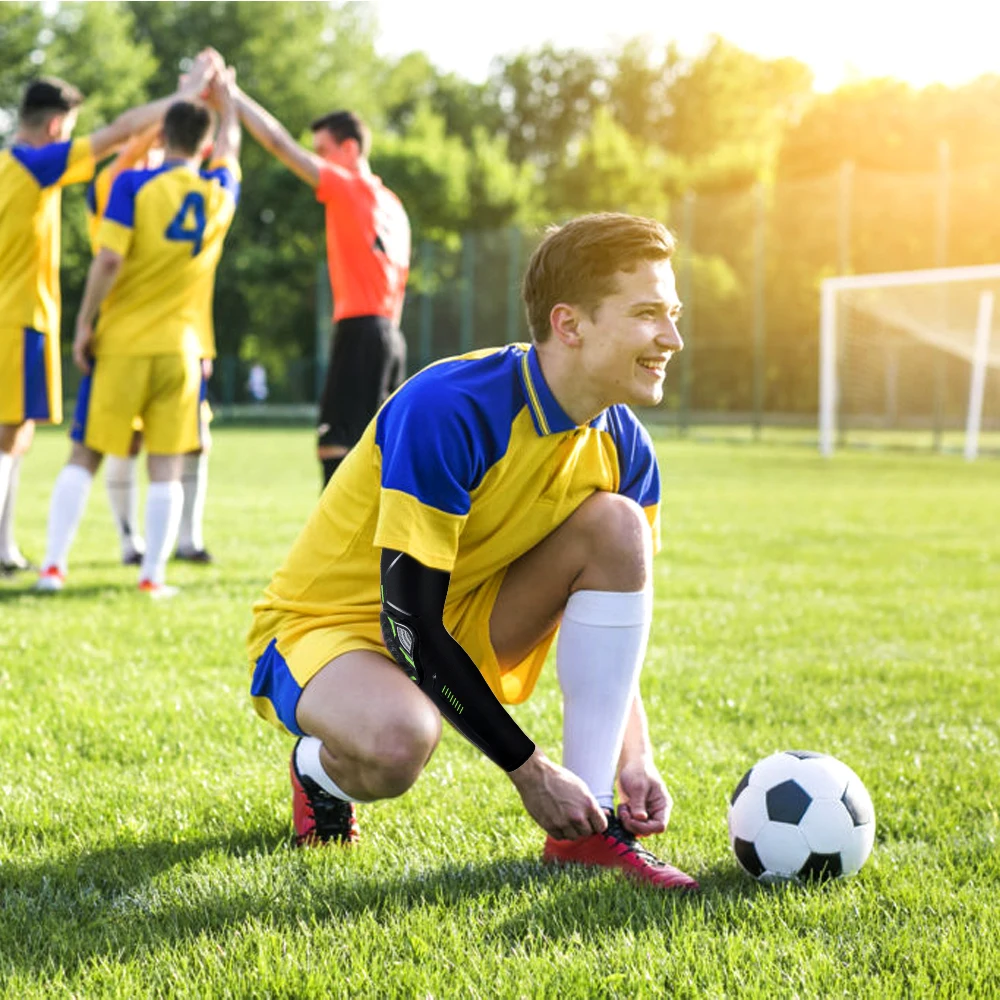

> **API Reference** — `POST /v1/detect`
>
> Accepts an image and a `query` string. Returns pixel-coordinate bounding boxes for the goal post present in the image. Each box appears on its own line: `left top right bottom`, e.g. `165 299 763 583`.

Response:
819 263 1000 458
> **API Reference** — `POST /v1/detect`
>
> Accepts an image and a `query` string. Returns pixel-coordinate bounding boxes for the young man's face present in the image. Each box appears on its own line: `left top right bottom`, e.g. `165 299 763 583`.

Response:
574 258 684 411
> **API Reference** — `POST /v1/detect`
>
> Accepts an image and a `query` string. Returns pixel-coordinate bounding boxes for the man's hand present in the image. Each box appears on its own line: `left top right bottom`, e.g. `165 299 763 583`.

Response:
72 320 94 375
616 757 672 837
509 748 607 840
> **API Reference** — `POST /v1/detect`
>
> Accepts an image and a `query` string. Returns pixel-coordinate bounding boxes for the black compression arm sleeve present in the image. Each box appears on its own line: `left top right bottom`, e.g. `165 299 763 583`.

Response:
379 549 535 772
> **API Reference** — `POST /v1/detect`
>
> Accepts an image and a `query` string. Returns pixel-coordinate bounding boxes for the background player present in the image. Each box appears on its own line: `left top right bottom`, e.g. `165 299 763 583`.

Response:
231 90 411 488
86 122 219 568
37 67 241 595
248 212 698 891
0 62 218 576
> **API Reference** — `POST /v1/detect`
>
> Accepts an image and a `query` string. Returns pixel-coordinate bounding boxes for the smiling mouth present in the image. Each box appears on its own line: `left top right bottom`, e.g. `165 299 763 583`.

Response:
637 359 668 375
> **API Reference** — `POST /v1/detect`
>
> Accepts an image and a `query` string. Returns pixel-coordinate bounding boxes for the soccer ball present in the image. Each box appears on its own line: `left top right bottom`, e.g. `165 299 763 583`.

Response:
727 750 875 883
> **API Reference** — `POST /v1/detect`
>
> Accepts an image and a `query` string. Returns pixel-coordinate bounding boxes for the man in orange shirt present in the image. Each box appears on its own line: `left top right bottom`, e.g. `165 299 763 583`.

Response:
234 94 410 486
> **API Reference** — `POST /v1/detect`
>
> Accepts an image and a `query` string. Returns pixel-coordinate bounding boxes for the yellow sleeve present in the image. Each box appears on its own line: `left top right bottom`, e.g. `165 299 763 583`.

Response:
87 166 115 255
97 217 132 258
59 137 95 187
374 488 465 572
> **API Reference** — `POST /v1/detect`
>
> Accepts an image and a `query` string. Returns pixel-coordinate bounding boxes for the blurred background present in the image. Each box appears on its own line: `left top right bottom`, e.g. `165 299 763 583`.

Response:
3 0 999 448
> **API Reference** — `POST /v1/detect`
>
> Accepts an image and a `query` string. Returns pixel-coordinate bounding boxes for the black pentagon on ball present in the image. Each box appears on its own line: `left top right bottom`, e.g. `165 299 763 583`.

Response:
766 779 812 824
799 851 843 881
783 749 825 759
733 837 765 877
730 768 752 805
842 780 874 826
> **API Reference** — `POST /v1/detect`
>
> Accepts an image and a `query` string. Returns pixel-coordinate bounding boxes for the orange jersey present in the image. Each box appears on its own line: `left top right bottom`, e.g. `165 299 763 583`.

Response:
316 164 410 324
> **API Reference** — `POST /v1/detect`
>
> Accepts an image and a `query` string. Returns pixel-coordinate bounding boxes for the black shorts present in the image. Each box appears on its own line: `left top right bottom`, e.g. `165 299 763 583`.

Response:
317 315 407 449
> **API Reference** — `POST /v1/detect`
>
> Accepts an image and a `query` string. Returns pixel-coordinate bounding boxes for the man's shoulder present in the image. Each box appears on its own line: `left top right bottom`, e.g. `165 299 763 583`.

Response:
380 346 526 437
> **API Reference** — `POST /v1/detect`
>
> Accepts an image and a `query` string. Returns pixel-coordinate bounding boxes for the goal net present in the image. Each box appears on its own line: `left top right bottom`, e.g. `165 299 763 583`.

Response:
819 264 1000 459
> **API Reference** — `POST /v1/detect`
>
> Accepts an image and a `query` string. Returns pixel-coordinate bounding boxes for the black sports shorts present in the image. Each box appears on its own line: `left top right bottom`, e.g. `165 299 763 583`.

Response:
317 314 407 450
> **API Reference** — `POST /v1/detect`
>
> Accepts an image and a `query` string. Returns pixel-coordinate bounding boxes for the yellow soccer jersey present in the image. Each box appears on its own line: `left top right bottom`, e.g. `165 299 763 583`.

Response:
0 138 94 337
84 163 115 256
250 344 662 705
94 157 240 357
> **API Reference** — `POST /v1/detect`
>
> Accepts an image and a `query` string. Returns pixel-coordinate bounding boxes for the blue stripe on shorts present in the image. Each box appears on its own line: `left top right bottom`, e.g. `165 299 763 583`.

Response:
70 368 94 444
22 328 50 421
250 637 305 735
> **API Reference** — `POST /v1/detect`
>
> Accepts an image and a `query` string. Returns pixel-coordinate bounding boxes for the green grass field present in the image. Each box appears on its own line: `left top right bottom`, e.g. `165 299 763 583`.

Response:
1 426 998 999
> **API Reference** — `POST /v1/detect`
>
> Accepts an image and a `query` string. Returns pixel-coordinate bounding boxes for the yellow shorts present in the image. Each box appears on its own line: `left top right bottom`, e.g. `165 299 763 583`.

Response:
0 326 62 425
247 567 556 736
128 392 211 436
73 353 203 457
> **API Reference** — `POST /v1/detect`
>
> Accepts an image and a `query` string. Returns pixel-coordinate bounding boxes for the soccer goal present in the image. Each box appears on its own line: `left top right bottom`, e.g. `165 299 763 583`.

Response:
819 263 1000 459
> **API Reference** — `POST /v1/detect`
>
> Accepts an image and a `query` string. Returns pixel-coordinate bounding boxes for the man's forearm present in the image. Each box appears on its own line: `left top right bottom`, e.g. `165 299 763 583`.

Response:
234 89 318 186
78 254 121 328
618 694 654 769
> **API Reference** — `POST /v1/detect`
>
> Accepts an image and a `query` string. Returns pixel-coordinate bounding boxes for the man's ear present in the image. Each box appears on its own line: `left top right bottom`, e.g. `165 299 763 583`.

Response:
550 303 582 347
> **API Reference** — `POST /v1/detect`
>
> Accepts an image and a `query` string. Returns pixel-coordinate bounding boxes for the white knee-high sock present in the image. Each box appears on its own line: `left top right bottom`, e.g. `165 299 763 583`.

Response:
0 453 20 562
140 480 183 585
43 464 94 574
556 589 652 811
104 455 143 557
294 735 369 803
177 451 208 553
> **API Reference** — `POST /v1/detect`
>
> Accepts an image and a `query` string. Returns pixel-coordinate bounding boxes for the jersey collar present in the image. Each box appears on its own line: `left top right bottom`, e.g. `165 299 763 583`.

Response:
518 345 588 436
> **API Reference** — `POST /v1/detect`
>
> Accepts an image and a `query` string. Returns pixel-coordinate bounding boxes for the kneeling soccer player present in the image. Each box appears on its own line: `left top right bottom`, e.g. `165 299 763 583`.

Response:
248 212 698 891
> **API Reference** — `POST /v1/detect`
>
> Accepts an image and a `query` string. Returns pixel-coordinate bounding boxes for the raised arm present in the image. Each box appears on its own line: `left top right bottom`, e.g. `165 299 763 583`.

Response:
207 67 241 163
234 86 321 187
87 51 216 161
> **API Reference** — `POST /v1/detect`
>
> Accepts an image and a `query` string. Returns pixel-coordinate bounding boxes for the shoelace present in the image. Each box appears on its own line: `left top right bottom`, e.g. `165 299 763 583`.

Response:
603 815 671 868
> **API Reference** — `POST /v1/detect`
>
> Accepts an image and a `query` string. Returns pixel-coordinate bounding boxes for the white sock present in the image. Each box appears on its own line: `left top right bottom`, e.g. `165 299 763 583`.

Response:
176 451 208 553
140 480 183 585
0 453 20 562
104 455 143 557
295 736 369 803
557 589 652 811
43 464 94 574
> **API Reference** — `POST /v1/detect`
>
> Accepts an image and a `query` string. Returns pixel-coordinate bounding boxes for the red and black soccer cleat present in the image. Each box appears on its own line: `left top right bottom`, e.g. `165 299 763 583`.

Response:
290 739 359 846
543 809 699 891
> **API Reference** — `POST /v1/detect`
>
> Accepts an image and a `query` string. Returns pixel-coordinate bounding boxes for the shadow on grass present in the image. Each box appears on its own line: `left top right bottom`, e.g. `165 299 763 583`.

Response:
0 829 756 978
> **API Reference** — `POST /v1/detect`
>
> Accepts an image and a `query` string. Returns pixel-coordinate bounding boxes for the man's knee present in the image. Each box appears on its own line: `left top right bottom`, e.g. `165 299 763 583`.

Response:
571 492 652 591
360 705 442 798
324 697 442 800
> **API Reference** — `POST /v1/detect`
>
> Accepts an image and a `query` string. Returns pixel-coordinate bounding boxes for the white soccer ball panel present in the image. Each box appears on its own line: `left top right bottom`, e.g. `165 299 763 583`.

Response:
746 752 802 790
799 798 855 854
791 756 851 801
754 822 811 876
839 820 876 875
727 785 768 843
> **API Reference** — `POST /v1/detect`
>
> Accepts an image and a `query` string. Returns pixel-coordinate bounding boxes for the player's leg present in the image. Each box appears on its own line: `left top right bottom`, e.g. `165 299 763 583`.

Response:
175 397 212 562
0 421 36 574
139 353 201 594
252 634 441 845
40 357 142 589
488 491 698 890
37 440 104 590
316 317 399 489
104 427 145 565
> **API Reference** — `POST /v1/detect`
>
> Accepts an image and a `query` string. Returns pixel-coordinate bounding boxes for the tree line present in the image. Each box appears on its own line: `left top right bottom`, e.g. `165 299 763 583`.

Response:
3 1 1000 412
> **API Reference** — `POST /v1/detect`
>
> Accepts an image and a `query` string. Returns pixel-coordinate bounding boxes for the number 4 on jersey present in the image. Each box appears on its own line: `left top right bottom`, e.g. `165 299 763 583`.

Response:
165 192 207 256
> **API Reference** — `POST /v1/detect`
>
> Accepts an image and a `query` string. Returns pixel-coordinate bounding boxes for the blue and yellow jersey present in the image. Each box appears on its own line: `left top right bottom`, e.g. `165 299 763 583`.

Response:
84 162 116 256
250 344 661 704
0 138 94 337
94 157 240 357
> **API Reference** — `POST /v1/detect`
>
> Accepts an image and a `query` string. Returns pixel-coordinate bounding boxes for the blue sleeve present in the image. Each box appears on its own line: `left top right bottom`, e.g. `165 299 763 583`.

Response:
608 406 660 507
103 171 137 228
11 142 73 189
202 165 241 207
375 378 490 516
